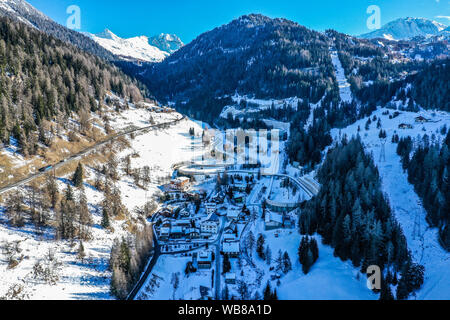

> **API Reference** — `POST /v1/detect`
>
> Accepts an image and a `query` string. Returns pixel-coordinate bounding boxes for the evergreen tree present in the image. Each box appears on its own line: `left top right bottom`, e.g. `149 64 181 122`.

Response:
72 163 84 188
101 208 110 229
223 254 231 274
256 234 265 260
263 282 272 300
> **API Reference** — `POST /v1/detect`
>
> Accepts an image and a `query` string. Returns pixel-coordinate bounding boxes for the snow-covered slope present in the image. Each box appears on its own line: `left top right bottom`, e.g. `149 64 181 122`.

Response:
0 0 50 27
331 108 450 300
86 29 182 62
360 17 447 40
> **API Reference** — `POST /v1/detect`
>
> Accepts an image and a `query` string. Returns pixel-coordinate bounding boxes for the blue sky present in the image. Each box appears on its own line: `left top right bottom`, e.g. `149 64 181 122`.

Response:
28 0 449 43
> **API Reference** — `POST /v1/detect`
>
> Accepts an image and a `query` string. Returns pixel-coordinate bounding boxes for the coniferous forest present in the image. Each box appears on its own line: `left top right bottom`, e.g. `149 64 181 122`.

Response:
0 16 147 156
397 132 450 250
299 137 424 299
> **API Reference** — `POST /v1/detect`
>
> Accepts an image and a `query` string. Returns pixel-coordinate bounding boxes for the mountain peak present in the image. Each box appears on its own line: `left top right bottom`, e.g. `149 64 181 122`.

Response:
148 33 183 54
360 17 447 40
95 28 118 40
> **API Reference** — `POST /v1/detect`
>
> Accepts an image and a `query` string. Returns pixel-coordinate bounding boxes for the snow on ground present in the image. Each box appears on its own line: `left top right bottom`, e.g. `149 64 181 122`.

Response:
0 189 113 300
137 253 214 300
330 49 353 103
0 105 204 300
219 94 301 119
268 177 305 203
332 107 450 300
225 218 377 300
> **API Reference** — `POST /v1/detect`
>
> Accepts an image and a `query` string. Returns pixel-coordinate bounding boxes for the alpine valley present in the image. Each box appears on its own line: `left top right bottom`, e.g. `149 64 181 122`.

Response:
0 0 448 301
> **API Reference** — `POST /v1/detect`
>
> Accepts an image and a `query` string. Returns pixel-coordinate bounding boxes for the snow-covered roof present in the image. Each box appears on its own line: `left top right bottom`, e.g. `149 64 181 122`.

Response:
198 250 213 262
170 226 183 234
160 227 170 235
265 211 283 224
223 241 240 253
204 213 220 223
185 228 200 234
225 273 236 280
227 210 240 218
223 233 238 242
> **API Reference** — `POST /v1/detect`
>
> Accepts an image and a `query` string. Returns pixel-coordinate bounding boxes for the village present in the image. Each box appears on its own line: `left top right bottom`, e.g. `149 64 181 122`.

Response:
137 124 318 300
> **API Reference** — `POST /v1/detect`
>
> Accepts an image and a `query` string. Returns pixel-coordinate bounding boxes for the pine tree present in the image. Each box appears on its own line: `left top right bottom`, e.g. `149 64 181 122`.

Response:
101 208 110 229
65 185 74 201
263 282 272 300
223 254 231 274
256 234 265 260
282 252 292 274
72 163 84 188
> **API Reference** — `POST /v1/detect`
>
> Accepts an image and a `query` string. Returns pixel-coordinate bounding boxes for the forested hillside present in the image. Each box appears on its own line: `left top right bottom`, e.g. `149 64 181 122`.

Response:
299 137 424 299
329 30 449 112
140 14 336 123
0 15 148 157
0 0 116 60
397 132 450 250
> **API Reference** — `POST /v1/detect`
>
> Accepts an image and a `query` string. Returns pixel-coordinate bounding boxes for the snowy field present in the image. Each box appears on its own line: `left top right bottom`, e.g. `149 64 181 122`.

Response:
226 219 377 300
330 49 353 103
136 254 215 300
332 107 450 300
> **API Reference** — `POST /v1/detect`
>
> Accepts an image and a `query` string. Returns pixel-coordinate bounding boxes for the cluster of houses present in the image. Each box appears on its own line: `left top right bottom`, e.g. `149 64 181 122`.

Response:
158 210 221 241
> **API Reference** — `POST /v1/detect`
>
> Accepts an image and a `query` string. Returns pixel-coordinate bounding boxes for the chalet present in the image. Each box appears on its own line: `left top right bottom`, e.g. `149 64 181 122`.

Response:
398 123 413 130
265 211 283 231
174 219 192 228
159 227 170 241
170 226 184 239
197 250 213 269
185 228 200 239
222 241 240 257
223 233 238 243
171 177 191 191
225 273 236 284
201 213 220 235
205 203 217 215
415 116 430 123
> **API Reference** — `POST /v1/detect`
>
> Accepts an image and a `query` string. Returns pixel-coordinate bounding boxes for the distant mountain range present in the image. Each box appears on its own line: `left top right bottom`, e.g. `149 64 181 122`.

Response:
360 17 447 40
86 29 183 62
0 0 116 60
0 0 183 62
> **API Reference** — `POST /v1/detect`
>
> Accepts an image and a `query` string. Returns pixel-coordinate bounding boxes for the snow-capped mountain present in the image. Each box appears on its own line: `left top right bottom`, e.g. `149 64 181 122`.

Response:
87 29 183 63
0 0 46 27
360 17 447 40
0 0 116 60
149 33 184 54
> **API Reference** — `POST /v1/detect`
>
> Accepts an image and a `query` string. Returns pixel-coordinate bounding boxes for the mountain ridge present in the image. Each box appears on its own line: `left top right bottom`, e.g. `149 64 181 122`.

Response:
0 0 117 60
360 17 447 40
